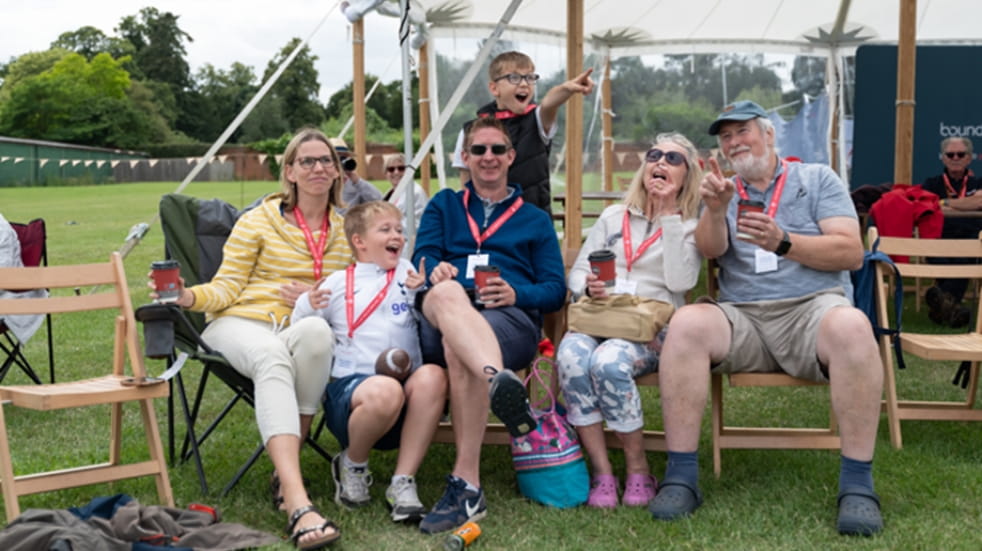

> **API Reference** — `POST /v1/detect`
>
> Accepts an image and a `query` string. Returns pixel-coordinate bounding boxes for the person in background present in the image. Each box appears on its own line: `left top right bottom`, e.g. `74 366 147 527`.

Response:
382 153 428 231
452 50 594 213
412 117 566 534
331 138 383 211
648 101 884 537
920 136 982 328
0 213 48 353
157 128 351 550
292 200 446 524
557 132 702 509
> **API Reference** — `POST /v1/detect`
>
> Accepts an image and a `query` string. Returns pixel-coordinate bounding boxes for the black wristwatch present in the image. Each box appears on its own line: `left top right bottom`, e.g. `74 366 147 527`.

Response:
774 229 792 256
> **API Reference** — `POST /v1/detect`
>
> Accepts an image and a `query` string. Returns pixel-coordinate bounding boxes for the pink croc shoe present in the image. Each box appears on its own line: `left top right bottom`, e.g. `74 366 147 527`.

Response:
587 474 619 509
622 473 657 507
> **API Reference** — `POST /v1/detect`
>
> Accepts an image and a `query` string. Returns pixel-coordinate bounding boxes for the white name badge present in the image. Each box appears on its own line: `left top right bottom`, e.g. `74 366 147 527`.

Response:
754 249 779 273
465 253 490 279
614 278 637 295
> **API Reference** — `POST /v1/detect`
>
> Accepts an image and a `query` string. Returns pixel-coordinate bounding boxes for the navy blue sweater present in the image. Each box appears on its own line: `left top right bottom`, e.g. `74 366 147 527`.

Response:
412 182 566 325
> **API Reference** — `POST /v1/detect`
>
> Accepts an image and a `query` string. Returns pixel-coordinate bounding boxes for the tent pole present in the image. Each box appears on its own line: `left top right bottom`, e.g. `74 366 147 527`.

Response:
418 41 432 195
564 0 584 252
601 55 613 193
893 0 917 185
353 17 368 175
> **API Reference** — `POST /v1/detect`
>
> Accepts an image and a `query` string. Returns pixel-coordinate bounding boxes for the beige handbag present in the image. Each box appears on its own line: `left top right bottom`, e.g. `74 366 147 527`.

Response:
566 294 675 343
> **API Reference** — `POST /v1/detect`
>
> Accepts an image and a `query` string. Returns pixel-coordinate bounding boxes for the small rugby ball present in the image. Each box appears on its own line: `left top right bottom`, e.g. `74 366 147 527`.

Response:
375 347 412 381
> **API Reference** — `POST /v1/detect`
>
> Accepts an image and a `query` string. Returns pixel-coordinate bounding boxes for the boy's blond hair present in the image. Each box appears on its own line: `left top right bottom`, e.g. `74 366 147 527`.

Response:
343 200 403 251
489 51 534 81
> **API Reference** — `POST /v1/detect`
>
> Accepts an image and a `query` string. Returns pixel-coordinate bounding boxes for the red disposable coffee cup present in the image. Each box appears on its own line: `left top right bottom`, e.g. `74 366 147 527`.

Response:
151 259 181 303
736 199 765 239
588 249 616 287
473 265 500 305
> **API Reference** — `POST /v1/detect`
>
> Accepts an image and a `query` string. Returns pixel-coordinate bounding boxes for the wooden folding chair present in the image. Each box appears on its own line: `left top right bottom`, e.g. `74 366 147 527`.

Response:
871 226 982 449
706 259 840 477
0 253 172 521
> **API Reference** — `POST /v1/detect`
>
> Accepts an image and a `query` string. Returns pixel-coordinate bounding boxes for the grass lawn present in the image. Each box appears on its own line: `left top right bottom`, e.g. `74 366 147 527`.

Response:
1 181 981 550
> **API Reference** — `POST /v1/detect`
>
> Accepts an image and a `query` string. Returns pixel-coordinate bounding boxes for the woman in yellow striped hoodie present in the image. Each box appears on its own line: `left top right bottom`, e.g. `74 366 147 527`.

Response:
167 128 352 549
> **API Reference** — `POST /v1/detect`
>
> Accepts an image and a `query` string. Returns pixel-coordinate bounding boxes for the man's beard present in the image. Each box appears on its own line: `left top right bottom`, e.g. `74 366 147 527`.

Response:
730 147 773 182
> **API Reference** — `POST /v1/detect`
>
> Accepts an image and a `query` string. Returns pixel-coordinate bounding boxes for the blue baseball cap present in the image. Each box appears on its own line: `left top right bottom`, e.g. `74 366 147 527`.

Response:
708 100 768 135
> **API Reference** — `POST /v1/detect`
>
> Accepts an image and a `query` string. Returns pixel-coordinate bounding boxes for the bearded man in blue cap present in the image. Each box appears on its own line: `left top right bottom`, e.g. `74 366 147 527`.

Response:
648 101 884 536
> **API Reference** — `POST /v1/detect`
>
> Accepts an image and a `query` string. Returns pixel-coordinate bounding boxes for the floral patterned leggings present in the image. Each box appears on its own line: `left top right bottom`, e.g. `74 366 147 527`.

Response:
556 330 665 433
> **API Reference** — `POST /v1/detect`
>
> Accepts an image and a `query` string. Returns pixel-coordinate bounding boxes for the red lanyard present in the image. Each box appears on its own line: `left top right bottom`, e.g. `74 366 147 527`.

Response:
943 173 968 199
734 159 789 218
481 104 536 120
345 265 395 338
462 188 524 252
621 210 662 273
293 207 329 280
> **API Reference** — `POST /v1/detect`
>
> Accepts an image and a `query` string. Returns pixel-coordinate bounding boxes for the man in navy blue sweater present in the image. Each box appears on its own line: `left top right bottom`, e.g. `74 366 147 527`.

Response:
412 117 566 534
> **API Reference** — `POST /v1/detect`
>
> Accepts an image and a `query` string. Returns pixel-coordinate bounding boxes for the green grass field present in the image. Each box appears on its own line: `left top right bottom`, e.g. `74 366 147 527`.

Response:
1 181 981 550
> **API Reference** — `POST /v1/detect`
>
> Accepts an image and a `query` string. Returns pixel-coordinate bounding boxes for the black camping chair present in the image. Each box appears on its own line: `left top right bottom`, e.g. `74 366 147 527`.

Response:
0 218 54 385
140 193 332 496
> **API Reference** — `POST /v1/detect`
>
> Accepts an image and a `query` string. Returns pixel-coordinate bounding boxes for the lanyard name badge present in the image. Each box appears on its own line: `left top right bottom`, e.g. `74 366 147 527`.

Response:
293 207 329 280
618 210 662 294
462 188 523 278
345 265 395 338
734 160 788 274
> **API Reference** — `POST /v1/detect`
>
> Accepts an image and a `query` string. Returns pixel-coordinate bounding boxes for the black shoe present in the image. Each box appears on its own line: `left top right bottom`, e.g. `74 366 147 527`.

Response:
488 369 537 437
926 286 956 327
949 304 971 328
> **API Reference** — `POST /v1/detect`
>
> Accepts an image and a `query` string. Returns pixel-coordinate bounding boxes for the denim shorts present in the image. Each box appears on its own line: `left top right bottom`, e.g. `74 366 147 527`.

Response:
323 373 405 451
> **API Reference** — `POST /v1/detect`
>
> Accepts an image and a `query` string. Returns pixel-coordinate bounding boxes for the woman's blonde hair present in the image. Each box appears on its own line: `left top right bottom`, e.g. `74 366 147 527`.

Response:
279 127 345 210
623 132 703 220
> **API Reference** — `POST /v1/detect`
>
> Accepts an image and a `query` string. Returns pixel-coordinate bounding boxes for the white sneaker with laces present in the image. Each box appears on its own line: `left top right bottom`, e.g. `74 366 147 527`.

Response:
386 476 427 522
332 451 373 508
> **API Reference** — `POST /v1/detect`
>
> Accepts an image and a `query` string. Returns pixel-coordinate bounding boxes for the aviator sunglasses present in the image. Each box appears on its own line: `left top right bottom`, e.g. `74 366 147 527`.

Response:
645 148 687 166
469 143 510 156
945 151 969 159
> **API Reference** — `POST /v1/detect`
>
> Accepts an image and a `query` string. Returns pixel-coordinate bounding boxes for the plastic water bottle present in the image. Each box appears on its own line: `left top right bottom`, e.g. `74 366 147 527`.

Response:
443 521 481 550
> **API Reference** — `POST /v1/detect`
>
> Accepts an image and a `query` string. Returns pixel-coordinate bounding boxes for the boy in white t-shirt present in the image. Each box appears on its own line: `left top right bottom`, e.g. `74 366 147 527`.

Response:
293 201 447 523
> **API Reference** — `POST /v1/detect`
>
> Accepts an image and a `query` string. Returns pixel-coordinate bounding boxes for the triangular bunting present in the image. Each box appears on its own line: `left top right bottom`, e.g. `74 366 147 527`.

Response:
71 160 81 166
59 159 70 167
616 152 628 165
13 158 24 164
218 155 228 163
258 154 268 164
0 157 9 163
39 159 49 168
96 160 106 168
83 160 93 167
149 159 159 167
186 157 197 164
636 151 645 163
129 160 140 168
275 154 283 164
111 160 120 168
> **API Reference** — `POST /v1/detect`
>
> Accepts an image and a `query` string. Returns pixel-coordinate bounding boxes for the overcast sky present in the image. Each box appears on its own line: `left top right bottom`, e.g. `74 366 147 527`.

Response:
0 1 406 103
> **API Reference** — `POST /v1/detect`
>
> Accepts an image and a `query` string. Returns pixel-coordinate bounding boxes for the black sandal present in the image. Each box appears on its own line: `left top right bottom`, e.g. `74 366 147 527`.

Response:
287 504 341 550
272 471 312 511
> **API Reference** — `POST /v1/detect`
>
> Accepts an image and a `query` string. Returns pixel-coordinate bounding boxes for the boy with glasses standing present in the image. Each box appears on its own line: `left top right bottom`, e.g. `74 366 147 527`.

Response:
452 51 595 212
920 136 982 327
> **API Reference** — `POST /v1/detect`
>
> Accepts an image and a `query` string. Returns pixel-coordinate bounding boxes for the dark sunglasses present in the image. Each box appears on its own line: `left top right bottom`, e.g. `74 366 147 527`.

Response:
469 143 509 156
945 151 969 159
295 155 334 169
386 165 407 173
645 148 687 166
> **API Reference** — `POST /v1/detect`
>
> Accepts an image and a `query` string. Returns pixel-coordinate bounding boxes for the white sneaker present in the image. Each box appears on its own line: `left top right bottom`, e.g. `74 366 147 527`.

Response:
386 476 427 522
332 451 373 508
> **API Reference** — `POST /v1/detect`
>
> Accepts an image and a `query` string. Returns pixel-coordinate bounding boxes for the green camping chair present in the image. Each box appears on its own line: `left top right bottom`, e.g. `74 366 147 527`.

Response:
140 193 332 496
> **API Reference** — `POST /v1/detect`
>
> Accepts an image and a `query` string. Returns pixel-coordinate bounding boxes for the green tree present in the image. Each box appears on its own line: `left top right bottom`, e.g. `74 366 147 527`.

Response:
116 7 193 89
183 62 260 141
0 52 168 148
51 26 134 61
0 49 71 101
262 38 325 132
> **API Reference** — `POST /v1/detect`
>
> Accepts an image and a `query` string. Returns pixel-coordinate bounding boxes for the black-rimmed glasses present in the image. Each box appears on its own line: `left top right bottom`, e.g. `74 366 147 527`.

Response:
494 73 540 85
295 156 334 169
469 144 510 156
645 148 687 166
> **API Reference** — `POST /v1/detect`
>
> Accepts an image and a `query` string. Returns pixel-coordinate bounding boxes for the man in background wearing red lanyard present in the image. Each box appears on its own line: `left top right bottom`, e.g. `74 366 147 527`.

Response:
411 117 566 534
919 137 982 327
648 101 884 536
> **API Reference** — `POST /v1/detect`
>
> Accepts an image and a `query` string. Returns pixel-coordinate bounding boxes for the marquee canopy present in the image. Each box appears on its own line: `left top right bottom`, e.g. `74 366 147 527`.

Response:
414 0 981 56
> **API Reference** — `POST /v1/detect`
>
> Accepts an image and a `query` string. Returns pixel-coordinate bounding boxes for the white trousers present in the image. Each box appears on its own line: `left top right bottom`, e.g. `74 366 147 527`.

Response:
201 316 334 443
